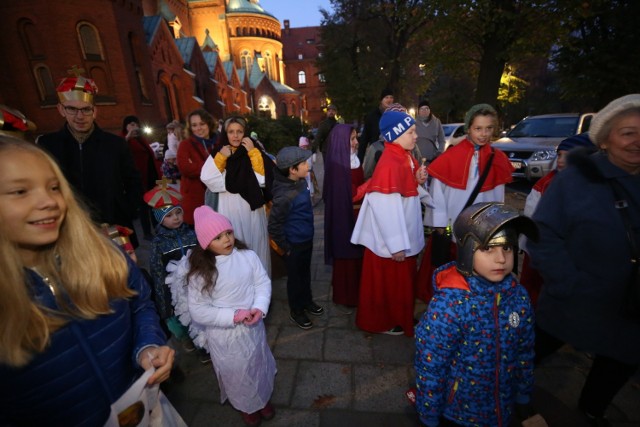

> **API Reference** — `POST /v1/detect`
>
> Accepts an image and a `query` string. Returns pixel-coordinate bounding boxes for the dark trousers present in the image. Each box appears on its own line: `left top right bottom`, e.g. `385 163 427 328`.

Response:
535 325 638 417
284 240 313 312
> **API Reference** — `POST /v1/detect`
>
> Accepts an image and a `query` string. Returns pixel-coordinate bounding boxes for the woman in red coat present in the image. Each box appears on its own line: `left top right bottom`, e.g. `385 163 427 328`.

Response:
122 115 161 239
177 109 217 225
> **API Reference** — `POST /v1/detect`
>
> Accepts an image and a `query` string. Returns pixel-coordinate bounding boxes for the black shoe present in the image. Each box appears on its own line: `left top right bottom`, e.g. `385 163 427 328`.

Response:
290 310 312 329
304 302 324 316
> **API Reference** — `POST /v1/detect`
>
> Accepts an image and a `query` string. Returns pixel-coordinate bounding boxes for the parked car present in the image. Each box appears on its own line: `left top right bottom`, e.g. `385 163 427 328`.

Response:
442 122 466 149
492 113 594 180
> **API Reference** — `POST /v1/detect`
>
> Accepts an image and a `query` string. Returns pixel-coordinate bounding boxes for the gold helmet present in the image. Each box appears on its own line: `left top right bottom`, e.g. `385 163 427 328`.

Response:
453 202 538 276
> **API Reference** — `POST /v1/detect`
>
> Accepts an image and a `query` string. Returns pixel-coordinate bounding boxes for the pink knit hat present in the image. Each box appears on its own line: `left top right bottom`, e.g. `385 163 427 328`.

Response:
193 206 233 249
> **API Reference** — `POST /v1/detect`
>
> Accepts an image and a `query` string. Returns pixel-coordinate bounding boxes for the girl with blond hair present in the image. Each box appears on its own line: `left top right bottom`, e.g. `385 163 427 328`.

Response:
0 136 174 426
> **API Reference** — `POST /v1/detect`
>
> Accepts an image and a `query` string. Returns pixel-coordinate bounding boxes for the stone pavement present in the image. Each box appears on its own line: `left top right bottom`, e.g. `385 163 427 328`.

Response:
135 155 639 427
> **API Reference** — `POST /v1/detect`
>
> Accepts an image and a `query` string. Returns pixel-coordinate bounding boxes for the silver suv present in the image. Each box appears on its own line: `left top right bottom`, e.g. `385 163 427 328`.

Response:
492 113 594 180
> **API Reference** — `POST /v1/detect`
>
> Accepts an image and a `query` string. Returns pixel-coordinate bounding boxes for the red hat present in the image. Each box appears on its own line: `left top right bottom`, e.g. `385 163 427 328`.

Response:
144 178 182 208
0 105 36 138
101 224 135 254
57 66 98 103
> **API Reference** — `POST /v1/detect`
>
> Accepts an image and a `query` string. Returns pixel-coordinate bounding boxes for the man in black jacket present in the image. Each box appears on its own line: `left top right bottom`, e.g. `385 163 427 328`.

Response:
358 88 394 161
37 69 142 245
315 104 338 156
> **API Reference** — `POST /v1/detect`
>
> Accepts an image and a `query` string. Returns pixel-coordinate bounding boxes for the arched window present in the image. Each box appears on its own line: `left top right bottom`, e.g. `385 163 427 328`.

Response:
291 102 297 116
298 71 306 85
128 32 150 103
264 51 273 79
33 64 57 104
280 101 287 117
77 22 105 61
240 50 252 72
19 19 44 59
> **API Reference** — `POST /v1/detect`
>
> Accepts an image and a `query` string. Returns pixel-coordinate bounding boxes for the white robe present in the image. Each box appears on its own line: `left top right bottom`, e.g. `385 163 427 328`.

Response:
187 249 276 413
201 156 271 276
350 191 425 258
424 150 505 231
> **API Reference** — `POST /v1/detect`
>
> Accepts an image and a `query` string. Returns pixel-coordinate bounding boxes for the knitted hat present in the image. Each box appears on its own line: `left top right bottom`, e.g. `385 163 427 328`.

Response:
379 110 415 142
144 178 182 223
418 100 430 109
298 136 310 147
380 87 393 100
56 66 98 103
589 94 640 146
276 146 312 169
194 206 233 249
557 132 594 152
464 103 497 131
164 148 177 160
384 103 407 113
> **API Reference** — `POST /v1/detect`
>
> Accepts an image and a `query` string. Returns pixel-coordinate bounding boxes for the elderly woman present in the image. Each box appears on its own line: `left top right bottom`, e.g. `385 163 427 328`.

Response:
200 116 274 276
529 94 640 425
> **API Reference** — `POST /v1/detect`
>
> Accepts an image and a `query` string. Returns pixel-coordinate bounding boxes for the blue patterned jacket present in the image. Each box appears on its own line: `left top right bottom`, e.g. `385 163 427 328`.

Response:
415 262 535 427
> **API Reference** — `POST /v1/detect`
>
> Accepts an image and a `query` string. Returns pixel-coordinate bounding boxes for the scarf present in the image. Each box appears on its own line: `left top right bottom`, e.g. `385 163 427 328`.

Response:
224 145 273 210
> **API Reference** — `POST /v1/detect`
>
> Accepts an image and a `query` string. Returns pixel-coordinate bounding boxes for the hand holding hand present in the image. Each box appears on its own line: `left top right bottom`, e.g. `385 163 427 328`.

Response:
233 308 252 324
138 346 175 385
241 137 255 151
244 308 264 326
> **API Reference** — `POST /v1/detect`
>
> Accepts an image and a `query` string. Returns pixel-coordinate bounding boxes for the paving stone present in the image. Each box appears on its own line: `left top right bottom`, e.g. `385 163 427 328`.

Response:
273 325 324 360
353 364 413 414
324 328 373 363
321 408 420 427
291 361 352 410
271 359 298 406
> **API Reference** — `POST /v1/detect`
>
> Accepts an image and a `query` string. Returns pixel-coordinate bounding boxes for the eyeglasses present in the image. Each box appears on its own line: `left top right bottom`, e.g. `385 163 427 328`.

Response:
63 105 94 116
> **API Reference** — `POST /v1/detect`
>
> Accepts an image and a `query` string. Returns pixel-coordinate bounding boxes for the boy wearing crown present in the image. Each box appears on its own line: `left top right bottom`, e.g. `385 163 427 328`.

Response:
37 67 142 244
145 180 198 346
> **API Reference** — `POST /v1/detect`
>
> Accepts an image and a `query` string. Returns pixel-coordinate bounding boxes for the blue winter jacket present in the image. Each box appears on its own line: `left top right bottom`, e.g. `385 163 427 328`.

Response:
0 257 167 426
149 223 198 319
268 171 314 253
415 262 535 427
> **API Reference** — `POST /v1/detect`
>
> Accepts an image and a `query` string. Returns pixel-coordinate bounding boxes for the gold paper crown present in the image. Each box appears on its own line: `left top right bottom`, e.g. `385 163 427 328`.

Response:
56 66 98 103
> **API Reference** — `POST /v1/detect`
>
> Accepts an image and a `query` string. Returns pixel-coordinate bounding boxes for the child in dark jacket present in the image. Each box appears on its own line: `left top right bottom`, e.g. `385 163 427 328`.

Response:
144 182 198 346
268 146 324 330
415 202 538 427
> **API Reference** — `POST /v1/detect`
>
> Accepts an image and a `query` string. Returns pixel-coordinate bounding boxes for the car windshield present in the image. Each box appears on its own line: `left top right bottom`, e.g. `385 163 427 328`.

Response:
442 125 458 137
508 117 579 138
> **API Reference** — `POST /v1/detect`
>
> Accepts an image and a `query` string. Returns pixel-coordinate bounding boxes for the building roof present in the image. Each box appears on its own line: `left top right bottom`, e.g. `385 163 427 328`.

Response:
175 37 197 63
248 59 265 89
225 0 276 19
201 29 218 52
159 0 177 21
142 15 163 45
270 79 299 95
223 61 235 80
202 51 219 74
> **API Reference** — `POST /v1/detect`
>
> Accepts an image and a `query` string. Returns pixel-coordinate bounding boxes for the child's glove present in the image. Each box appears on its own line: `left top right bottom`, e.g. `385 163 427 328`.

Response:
233 309 252 324
244 308 264 326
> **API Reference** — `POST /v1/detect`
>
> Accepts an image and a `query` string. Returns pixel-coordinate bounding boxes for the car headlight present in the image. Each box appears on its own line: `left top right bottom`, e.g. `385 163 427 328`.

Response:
530 150 557 161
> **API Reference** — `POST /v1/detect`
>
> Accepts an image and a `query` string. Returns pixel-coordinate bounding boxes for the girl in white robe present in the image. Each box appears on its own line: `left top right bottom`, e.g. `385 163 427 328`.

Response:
185 206 276 425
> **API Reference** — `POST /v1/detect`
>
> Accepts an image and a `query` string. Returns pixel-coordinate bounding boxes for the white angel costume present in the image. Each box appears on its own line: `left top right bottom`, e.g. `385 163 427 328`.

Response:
166 248 276 413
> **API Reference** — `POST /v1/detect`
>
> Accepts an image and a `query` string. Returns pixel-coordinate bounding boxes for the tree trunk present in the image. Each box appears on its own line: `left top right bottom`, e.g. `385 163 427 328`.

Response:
474 32 507 105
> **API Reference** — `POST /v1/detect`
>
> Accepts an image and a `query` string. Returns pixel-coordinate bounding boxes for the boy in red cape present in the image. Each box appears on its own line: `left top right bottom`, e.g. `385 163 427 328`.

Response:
351 110 428 336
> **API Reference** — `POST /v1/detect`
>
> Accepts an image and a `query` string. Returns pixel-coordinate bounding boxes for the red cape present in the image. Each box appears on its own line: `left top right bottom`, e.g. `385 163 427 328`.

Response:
363 142 419 196
428 139 513 191
533 169 557 194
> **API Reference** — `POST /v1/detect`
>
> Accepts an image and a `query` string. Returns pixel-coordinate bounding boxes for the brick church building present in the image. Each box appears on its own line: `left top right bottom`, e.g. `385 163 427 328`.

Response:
0 0 311 135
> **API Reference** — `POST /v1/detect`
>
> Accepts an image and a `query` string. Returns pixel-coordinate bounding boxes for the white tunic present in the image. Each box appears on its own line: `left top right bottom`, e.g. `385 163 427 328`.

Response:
424 151 505 230
350 192 425 258
201 156 271 276
187 249 276 413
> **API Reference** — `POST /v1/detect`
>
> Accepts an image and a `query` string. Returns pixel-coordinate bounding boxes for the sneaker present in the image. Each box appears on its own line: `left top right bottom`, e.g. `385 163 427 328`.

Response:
289 310 312 329
240 411 262 427
304 302 324 316
259 402 275 420
198 349 212 365
382 326 404 335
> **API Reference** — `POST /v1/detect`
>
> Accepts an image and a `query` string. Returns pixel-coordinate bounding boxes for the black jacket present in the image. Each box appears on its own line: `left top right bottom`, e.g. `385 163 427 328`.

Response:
38 124 142 226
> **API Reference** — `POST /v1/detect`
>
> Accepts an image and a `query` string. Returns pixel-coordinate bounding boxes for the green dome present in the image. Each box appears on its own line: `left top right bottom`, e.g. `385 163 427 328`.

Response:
226 0 276 19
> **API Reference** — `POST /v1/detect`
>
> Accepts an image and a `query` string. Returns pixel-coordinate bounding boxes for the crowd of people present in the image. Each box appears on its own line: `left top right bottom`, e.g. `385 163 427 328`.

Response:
0 66 638 427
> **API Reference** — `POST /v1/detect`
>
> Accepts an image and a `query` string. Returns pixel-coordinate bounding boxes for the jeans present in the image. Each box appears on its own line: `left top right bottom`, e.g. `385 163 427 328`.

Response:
284 240 313 312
